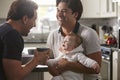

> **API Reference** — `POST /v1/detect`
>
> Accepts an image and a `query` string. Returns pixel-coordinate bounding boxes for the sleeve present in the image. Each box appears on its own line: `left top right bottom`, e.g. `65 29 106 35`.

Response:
47 31 55 58
2 30 23 61
76 53 97 68
47 31 54 50
47 50 64 66
82 29 101 54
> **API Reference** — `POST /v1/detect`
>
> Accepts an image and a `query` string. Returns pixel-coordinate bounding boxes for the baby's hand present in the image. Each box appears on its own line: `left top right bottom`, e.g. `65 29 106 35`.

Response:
92 63 100 73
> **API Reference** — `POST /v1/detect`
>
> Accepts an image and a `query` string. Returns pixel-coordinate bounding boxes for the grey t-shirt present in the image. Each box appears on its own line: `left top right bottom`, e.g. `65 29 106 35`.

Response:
47 23 101 80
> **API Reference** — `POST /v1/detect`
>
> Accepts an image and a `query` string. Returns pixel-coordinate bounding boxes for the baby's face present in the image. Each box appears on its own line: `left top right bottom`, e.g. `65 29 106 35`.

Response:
61 36 75 51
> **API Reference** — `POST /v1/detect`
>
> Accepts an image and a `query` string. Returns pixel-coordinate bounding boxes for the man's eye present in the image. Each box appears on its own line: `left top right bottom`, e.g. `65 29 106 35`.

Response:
57 9 67 13
61 10 67 13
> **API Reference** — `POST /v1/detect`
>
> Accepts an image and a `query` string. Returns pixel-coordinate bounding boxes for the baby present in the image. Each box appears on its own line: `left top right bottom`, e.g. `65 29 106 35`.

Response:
47 32 100 80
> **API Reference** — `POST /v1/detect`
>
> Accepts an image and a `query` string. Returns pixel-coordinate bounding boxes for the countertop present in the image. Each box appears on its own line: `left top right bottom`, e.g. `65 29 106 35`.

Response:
33 65 48 72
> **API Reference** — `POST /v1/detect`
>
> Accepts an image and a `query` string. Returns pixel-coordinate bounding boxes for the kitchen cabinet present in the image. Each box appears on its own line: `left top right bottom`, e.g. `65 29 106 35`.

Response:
44 72 52 80
118 50 120 80
100 47 119 80
24 72 52 80
118 2 120 17
112 50 118 80
81 0 117 18
22 48 52 80
0 0 14 18
0 0 118 19
23 67 52 80
24 72 43 80
100 59 110 80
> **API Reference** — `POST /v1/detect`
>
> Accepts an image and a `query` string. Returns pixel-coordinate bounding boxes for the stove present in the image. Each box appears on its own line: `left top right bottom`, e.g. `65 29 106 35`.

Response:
101 46 111 61
101 46 112 80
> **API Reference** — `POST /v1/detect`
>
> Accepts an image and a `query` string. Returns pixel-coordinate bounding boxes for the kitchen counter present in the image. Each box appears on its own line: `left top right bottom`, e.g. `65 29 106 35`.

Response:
24 42 47 48
23 64 49 80
33 65 48 72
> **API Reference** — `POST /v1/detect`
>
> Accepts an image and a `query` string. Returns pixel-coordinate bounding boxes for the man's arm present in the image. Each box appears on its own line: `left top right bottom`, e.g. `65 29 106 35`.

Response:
57 51 101 74
3 50 49 80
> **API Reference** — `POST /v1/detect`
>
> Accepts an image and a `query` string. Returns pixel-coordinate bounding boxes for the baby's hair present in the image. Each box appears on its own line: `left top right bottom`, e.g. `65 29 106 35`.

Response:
67 32 83 47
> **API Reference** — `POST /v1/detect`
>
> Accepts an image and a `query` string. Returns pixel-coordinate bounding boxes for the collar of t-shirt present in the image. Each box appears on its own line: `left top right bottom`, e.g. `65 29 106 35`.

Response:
58 22 80 34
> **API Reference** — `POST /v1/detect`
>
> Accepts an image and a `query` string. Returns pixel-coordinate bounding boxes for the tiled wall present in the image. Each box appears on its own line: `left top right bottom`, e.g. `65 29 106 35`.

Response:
0 18 118 29
0 18 119 43
80 18 117 27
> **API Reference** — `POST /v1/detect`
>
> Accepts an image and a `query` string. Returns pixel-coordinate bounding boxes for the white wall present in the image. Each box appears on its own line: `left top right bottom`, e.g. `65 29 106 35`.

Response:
0 0 14 18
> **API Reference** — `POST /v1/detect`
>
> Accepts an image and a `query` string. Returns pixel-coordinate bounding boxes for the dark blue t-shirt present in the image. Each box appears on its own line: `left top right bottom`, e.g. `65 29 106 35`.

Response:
0 23 24 80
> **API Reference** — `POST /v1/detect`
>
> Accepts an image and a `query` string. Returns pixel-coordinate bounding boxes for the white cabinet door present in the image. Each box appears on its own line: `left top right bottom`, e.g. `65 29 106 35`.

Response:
81 0 117 18
112 50 118 80
81 0 100 18
101 0 117 17
44 72 52 80
117 2 120 17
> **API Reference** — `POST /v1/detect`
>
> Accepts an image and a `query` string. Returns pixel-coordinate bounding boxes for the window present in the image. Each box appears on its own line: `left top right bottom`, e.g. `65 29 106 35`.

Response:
30 0 57 34
23 0 58 42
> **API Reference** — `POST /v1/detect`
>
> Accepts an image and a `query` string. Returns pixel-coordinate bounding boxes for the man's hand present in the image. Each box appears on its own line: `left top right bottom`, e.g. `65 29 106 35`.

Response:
48 58 69 76
56 58 69 73
34 49 50 65
48 65 61 76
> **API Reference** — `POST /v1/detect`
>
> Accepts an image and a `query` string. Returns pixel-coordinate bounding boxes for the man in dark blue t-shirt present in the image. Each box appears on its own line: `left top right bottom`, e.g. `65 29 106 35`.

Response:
0 23 24 80
0 0 50 80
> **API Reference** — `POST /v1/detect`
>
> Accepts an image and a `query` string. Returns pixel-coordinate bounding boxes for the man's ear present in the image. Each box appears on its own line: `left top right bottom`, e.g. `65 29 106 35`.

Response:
73 12 78 18
22 15 28 25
